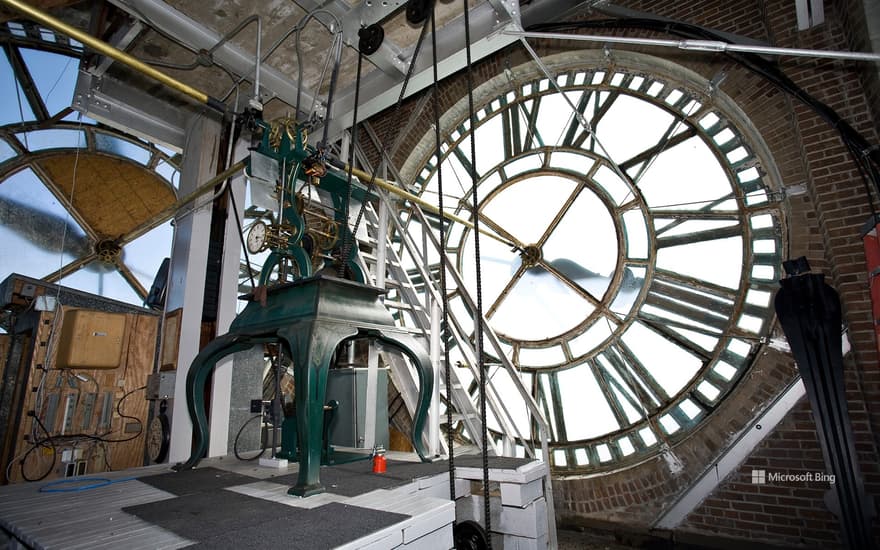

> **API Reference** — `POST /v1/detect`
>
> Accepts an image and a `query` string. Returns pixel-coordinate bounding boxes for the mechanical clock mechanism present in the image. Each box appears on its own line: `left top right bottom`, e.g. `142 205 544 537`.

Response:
244 115 377 288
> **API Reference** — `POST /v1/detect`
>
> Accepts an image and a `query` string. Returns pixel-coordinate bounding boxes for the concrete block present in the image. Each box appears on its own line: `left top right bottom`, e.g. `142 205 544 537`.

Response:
456 495 548 538
497 532 549 550
499 477 543 508
401 524 454 549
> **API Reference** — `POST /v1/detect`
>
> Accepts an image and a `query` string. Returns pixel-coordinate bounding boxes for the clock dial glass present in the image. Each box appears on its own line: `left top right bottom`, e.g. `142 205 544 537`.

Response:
246 221 267 254
402 52 786 471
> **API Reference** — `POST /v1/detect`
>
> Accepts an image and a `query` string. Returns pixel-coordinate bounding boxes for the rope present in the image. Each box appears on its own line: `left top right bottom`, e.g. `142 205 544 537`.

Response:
341 17 432 273
461 0 492 542
429 4 456 505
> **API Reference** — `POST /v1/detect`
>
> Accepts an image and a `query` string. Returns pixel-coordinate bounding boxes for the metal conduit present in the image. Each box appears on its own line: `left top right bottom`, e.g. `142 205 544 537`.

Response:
0 0 228 111
508 29 880 62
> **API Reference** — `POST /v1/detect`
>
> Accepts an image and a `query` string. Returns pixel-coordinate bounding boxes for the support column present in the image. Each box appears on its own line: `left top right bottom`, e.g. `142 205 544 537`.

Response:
166 114 222 464
208 138 249 457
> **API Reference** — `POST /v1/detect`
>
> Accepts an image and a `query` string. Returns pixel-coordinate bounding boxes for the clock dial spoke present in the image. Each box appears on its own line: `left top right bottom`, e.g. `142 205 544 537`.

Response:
637 316 716 361
116 261 148 300
486 262 527 318
515 95 546 152
536 256 602 307
623 126 697 182
586 358 631 428
585 91 618 154
606 342 668 405
655 220 742 249
557 90 593 148
403 61 784 465
547 373 568 441
458 201 527 251
536 182 583 247
450 142 478 182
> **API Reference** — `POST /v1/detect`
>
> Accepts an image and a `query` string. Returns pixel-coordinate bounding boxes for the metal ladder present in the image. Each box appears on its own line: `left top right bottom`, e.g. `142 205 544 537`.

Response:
354 189 557 547
359 200 502 457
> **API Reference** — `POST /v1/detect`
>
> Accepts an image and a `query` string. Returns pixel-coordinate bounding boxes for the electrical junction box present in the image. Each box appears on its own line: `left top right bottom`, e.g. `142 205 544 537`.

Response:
325 367 389 449
56 310 127 369
146 371 176 400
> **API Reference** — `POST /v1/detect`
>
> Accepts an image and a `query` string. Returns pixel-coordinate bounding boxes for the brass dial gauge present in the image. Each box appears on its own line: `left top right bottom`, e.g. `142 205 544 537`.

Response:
247 221 268 254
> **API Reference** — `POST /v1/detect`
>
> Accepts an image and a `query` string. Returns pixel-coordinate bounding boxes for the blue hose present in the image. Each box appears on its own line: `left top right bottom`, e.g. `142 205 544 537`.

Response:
39 476 137 493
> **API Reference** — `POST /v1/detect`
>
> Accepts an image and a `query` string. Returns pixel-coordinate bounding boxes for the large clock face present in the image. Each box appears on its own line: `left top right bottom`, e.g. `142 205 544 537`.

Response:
402 52 786 471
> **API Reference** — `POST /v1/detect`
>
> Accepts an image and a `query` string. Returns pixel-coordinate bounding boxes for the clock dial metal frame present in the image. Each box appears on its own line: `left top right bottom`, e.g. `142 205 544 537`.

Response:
399 51 787 471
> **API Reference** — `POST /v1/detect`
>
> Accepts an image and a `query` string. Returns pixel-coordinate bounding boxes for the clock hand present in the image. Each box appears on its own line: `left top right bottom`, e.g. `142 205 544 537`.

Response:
343 164 518 249
455 202 527 252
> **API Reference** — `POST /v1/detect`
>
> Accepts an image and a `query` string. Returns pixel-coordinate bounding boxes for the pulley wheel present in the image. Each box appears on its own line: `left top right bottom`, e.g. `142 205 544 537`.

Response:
406 0 431 25
453 520 489 550
358 24 384 55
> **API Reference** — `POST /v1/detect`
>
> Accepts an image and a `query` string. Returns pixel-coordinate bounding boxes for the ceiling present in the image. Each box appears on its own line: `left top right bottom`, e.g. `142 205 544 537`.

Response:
1 0 599 146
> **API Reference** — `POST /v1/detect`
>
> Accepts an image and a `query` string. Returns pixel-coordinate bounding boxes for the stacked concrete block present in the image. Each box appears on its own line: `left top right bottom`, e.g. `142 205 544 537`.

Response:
454 460 550 549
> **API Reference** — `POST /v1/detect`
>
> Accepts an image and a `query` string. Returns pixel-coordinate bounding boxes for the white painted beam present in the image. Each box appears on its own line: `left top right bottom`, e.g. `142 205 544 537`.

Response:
653 378 806 529
166 114 222 464
207 139 250 458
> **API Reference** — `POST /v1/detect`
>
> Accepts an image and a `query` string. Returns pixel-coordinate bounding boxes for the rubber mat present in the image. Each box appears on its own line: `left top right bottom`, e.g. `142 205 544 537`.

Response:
138 467 259 496
123 491 409 549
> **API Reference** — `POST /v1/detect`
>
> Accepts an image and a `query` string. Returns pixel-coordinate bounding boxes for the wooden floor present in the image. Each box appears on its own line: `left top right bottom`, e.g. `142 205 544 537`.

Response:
0 452 456 549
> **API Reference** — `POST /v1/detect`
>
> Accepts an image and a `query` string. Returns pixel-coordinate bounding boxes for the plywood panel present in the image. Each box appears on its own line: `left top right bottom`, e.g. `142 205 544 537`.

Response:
0 335 10 364
55 310 128 369
5 307 158 484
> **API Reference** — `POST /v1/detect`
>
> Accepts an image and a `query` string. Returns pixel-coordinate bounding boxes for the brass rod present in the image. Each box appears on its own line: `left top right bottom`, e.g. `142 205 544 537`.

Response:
344 165 516 249
122 160 248 245
0 0 225 111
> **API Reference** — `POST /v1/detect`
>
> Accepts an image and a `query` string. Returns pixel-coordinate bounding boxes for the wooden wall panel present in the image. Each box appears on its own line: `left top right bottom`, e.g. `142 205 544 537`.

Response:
4 307 158 484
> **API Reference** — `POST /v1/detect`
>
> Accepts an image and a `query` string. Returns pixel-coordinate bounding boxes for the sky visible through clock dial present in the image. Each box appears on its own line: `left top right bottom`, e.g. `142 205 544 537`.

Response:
407 58 784 470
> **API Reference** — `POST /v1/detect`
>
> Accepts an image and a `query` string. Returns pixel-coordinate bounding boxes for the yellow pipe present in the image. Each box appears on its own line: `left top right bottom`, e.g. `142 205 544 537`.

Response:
344 165 517 249
1 0 223 111
123 160 248 244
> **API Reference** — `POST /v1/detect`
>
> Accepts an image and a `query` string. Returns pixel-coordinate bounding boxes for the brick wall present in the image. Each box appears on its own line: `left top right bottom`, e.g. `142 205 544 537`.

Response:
364 0 880 547
683 399 842 547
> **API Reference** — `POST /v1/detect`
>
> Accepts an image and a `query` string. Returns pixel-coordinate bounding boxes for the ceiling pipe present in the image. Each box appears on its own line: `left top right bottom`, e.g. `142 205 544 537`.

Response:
507 29 880 62
0 0 227 112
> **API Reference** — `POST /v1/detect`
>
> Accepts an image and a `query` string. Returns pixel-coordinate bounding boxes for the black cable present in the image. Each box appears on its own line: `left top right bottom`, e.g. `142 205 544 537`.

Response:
461 0 492 543
20 413 56 482
28 386 148 449
233 414 267 461
339 50 364 277
111 385 146 443
340 16 433 271
429 3 457 505
228 178 258 288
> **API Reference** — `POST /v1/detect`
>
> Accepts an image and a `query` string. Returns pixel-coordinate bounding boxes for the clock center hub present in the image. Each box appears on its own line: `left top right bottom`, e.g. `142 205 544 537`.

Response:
520 244 542 268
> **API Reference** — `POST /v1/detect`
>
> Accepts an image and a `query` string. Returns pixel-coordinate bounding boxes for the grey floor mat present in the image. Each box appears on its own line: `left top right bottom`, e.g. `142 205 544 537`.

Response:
123 490 409 549
138 467 259 496
268 463 408 497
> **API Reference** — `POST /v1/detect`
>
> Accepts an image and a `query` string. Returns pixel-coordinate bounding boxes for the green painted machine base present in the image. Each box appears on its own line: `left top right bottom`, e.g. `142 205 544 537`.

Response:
173 275 434 497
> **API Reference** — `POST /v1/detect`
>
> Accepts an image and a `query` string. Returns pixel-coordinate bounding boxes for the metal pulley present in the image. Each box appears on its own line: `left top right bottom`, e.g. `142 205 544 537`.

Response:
405 0 432 25
358 24 384 56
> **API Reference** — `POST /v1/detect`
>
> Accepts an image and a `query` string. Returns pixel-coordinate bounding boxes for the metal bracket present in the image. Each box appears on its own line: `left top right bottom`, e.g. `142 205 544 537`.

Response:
73 69 186 151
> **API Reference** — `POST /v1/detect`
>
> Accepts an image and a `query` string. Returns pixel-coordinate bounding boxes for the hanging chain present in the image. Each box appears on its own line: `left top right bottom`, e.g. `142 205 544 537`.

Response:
429 4 457 505
338 49 364 277
340 17 433 274
461 0 493 543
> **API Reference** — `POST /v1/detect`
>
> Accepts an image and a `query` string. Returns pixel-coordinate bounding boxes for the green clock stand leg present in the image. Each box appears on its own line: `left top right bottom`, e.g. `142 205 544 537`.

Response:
280 321 357 497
